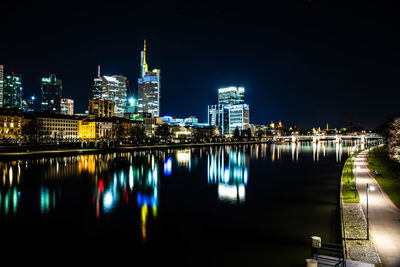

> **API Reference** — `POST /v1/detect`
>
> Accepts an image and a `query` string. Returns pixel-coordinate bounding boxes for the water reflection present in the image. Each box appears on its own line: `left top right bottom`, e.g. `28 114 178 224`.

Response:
0 162 21 216
0 140 382 245
176 149 191 171
207 147 249 204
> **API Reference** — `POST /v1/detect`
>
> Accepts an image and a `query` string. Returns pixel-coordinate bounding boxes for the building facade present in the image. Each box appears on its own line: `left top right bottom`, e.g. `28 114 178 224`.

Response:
93 75 127 117
3 73 22 109
208 104 226 129
137 40 161 117
94 119 113 139
225 104 250 134
218 86 244 105
36 113 80 139
138 70 161 117
0 108 24 139
78 119 96 139
60 98 74 115
41 74 62 113
89 98 115 118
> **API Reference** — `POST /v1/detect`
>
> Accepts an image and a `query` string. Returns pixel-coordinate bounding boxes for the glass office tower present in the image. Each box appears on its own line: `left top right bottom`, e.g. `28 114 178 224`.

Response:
93 75 127 117
41 74 62 113
3 73 22 109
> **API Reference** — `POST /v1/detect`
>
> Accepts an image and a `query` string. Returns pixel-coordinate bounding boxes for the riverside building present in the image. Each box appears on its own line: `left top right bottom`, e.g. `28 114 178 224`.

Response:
34 113 80 139
208 86 250 135
0 108 24 139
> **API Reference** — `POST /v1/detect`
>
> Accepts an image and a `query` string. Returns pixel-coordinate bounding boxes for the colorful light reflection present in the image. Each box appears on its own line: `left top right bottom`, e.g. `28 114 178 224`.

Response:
207 147 249 204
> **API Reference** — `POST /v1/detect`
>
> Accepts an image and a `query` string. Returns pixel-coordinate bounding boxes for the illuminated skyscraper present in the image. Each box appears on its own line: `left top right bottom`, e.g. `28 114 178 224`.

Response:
138 40 161 117
3 72 22 109
218 86 244 105
208 86 250 135
60 98 74 115
208 104 228 130
0 65 4 107
41 74 62 113
23 95 36 112
93 69 127 117
225 104 250 134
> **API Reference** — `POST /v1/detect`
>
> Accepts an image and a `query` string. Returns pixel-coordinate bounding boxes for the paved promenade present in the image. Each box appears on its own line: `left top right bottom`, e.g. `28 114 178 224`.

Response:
354 149 400 267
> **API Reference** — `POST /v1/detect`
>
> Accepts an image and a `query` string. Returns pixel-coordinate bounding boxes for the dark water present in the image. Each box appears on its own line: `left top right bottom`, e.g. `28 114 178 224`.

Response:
0 142 358 266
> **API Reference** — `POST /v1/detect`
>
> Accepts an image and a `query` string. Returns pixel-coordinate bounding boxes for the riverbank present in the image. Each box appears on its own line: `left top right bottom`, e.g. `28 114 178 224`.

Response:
340 148 382 266
0 140 270 159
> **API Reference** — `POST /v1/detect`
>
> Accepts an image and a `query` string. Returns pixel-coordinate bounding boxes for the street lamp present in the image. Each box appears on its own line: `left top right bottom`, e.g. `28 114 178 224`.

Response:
366 183 375 240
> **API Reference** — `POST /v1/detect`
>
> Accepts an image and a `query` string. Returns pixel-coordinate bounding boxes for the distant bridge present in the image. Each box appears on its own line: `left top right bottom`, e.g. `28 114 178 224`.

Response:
273 135 383 143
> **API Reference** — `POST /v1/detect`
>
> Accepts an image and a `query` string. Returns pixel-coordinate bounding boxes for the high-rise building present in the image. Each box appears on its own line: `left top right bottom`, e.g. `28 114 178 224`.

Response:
218 86 244 105
138 40 161 117
41 74 62 113
0 65 4 108
208 86 250 135
225 104 250 134
93 71 127 117
22 95 36 112
89 98 115 118
61 98 74 115
27 96 36 112
3 73 22 109
208 104 227 129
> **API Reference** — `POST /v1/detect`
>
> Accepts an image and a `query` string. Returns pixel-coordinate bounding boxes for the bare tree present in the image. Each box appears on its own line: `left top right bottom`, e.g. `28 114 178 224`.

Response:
388 118 400 162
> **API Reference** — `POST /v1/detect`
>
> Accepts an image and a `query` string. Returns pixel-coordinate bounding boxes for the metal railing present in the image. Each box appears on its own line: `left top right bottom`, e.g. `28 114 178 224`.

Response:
313 242 346 267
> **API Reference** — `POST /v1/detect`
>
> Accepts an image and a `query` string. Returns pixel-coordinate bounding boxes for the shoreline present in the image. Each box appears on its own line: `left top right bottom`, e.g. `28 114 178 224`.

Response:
339 146 382 265
0 140 270 159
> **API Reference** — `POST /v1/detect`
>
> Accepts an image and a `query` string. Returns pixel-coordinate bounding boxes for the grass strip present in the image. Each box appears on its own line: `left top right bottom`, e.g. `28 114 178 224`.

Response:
341 154 359 203
368 146 400 208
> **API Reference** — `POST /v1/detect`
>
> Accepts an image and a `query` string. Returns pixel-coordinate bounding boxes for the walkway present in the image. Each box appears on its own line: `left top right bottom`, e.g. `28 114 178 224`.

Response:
354 149 400 267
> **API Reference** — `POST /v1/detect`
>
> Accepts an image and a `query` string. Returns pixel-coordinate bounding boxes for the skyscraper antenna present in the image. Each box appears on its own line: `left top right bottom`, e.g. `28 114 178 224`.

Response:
98 65 101 78
140 39 149 78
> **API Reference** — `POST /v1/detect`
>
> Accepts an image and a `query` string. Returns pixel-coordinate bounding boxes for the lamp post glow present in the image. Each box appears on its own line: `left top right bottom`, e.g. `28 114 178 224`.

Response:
366 183 375 240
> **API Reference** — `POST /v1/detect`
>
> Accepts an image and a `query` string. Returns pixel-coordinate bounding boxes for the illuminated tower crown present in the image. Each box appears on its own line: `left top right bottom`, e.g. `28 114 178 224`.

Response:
140 39 149 78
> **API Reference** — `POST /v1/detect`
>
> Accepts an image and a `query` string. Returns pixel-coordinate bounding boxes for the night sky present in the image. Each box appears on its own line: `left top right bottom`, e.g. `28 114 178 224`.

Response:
1 1 399 129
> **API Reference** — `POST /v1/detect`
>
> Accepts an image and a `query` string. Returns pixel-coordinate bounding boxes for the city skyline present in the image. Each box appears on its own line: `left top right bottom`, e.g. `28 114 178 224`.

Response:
1 1 399 129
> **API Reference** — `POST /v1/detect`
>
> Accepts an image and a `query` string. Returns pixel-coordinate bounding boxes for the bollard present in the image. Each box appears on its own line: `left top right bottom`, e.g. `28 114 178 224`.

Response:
305 258 317 267
311 236 321 258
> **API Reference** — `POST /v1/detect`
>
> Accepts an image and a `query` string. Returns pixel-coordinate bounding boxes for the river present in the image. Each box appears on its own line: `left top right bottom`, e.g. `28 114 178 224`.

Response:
0 141 365 266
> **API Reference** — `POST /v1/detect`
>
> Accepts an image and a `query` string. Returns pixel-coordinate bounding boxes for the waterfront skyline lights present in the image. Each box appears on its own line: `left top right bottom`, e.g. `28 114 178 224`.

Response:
138 39 161 118
93 75 127 117
41 74 62 113
3 72 23 109
218 86 245 105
